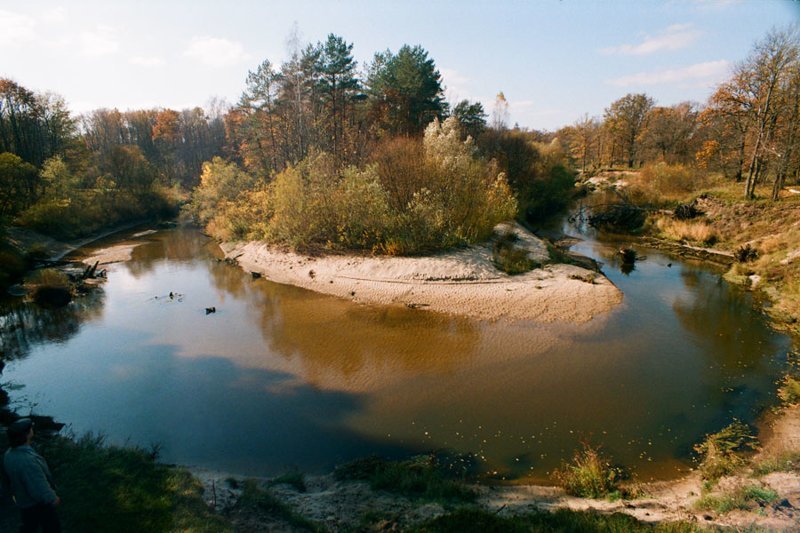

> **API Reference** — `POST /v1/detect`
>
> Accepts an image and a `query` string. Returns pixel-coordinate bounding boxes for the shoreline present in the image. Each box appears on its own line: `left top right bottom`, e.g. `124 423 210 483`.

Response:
222 224 623 323
3 221 796 529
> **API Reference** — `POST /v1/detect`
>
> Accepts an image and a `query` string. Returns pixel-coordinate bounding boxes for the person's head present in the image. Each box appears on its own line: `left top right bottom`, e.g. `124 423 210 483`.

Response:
6 418 34 448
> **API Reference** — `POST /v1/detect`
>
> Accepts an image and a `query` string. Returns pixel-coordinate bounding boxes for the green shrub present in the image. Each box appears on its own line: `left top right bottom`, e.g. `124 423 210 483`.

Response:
552 444 622 498
693 421 759 481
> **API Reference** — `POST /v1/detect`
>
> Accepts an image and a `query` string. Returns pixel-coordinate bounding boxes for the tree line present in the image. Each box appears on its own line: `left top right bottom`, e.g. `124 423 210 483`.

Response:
558 27 800 201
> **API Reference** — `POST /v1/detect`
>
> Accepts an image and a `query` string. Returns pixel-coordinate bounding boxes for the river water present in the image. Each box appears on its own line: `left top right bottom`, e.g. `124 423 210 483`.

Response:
0 222 792 482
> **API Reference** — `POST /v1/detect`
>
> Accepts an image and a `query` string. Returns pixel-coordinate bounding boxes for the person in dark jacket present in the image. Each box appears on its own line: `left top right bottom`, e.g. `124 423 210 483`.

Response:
3 418 61 533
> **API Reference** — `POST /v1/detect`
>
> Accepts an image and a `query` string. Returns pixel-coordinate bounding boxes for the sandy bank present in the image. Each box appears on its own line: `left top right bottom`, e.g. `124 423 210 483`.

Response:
223 224 622 323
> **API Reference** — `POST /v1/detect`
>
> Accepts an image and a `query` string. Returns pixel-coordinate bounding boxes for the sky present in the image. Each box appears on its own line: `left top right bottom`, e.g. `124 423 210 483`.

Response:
1 0 798 131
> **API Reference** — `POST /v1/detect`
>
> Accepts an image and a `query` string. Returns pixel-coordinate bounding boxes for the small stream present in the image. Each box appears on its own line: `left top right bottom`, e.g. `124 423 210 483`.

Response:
0 220 793 482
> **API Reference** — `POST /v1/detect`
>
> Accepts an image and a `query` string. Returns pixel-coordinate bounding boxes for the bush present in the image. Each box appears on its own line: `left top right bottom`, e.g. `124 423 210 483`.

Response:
552 444 621 498
203 118 518 255
735 243 759 263
637 163 701 196
674 202 702 220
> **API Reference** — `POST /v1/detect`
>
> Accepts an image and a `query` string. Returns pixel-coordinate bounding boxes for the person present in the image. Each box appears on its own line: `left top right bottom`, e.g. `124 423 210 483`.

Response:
2 418 61 533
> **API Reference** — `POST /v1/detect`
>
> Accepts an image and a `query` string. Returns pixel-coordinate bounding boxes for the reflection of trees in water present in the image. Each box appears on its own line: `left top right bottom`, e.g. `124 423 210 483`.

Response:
671 268 787 419
0 290 105 362
206 256 482 386
123 229 217 279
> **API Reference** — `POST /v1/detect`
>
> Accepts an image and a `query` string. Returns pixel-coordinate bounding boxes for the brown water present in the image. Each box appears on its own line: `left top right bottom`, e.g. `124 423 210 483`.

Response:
0 224 792 481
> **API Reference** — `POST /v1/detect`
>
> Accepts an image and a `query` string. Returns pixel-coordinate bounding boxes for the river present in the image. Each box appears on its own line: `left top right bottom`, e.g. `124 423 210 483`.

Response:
0 220 792 482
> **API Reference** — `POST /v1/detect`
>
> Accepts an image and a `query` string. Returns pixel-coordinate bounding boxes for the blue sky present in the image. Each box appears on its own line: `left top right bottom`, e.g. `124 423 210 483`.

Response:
1 0 797 130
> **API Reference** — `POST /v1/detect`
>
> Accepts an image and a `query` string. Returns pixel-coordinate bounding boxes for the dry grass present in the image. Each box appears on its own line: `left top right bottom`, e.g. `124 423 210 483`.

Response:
655 218 717 245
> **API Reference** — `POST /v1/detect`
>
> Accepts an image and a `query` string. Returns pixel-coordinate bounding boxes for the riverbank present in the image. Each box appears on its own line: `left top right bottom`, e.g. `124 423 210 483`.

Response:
184 406 800 531
222 223 622 323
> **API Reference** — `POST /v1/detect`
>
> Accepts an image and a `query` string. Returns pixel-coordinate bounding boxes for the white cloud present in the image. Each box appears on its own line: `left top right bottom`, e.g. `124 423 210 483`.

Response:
42 7 67 24
690 0 742 9
184 37 250 67
130 56 166 68
601 24 701 56
0 9 36 47
607 60 731 87
80 25 120 56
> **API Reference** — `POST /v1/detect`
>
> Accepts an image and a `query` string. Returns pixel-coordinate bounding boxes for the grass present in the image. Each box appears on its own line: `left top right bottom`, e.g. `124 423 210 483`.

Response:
551 444 622 499
695 484 779 514
492 232 539 274
236 479 322 532
27 268 70 288
778 375 800 405
654 218 717 246
752 451 800 475
693 421 759 482
411 507 701 533
333 454 477 504
30 433 231 533
267 469 307 492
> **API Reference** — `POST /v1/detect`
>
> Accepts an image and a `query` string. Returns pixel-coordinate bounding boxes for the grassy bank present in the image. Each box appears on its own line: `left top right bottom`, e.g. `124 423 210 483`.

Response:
0 433 229 533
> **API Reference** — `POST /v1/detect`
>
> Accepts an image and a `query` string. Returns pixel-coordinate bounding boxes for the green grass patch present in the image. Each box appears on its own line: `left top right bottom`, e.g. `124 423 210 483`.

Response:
551 444 623 499
334 454 476 504
237 479 322 532
411 507 701 532
693 421 759 481
34 433 230 532
695 484 779 514
752 451 800 475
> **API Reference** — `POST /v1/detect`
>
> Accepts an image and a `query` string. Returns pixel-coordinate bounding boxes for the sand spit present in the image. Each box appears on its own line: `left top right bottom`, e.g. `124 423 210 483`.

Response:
223 224 622 323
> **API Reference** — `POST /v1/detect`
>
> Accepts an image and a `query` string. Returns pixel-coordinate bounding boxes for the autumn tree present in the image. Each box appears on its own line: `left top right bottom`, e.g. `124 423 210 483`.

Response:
638 102 699 164
740 27 799 199
564 114 602 171
604 93 654 168
0 79 75 166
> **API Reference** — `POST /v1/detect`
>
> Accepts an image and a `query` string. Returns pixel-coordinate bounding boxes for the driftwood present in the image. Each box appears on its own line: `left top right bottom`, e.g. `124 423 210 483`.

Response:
82 261 100 279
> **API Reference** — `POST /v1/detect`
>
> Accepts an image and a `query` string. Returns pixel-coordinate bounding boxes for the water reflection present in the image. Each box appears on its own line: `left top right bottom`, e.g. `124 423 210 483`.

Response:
0 226 792 481
0 291 105 361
